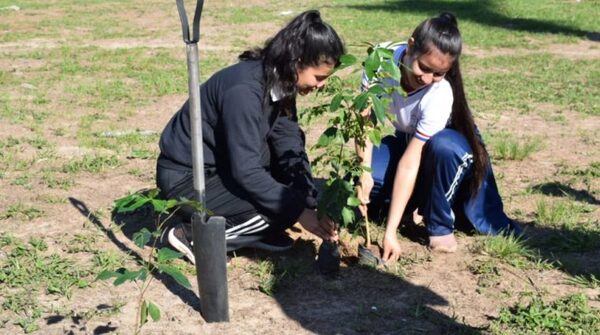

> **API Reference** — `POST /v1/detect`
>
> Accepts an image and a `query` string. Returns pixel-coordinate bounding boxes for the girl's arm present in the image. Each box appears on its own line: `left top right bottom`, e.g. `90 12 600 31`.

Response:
355 109 375 215
382 136 426 262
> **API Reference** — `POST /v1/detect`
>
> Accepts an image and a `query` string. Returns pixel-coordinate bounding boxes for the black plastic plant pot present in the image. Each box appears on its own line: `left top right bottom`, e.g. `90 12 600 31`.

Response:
357 244 384 267
316 240 340 276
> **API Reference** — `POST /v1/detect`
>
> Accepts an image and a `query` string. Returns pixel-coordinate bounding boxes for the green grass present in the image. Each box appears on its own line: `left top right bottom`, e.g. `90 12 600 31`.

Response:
492 293 600 335
484 131 542 161
0 203 45 221
0 237 92 298
535 199 594 228
466 54 599 116
470 234 550 270
62 155 121 173
566 274 600 289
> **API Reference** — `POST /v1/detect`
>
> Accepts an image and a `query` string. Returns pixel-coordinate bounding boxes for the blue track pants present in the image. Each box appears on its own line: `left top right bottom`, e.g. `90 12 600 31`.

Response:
369 129 519 236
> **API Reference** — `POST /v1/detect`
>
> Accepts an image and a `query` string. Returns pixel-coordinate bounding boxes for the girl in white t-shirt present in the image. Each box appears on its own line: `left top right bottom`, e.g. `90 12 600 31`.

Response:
357 13 519 263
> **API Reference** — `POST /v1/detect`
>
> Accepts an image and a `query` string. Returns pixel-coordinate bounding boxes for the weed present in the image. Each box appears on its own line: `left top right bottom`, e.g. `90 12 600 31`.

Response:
470 234 549 270
66 233 99 254
535 199 590 227
249 260 277 296
566 274 600 289
2 291 42 333
492 293 600 334
469 258 502 291
41 169 75 190
0 203 45 221
10 174 32 189
484 131 541 161
0 237 92 299
92 250 129 272
62 155 120 173
127 148 156 160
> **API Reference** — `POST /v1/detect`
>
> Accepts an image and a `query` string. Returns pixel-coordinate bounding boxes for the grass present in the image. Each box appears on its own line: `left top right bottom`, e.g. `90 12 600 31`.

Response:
492 293 600 335
484 131 542 161
62 155 121 174
0 203 45 221
470 234 551 270
0 0 598 333
0 237 92 298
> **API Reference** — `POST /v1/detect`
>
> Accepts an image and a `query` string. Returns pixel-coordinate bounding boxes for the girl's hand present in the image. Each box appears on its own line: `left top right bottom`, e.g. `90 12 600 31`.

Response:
298 209 338 241
357 172 374 216
382 231 401 263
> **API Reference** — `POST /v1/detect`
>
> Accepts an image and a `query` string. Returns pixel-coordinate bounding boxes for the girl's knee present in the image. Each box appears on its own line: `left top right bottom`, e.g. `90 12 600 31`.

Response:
427 129 471 161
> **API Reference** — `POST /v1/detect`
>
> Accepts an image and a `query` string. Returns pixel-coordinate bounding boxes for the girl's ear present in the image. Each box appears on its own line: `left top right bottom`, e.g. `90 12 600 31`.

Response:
406 37 415 56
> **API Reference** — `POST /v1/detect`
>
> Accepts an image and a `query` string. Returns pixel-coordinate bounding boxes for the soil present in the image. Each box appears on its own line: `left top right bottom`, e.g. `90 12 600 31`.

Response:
0 1 599 334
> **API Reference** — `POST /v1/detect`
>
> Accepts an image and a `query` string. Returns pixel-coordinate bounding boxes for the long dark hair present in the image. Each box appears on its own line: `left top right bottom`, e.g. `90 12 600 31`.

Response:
239 10 345 115
411 12 488 194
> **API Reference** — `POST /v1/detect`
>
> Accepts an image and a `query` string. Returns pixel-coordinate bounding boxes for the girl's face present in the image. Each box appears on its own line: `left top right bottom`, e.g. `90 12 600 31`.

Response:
403 40 454 92
296 61 335 95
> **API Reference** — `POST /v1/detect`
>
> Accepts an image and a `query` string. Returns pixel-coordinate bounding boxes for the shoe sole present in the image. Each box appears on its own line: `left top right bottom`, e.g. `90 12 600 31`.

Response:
168 228 196 264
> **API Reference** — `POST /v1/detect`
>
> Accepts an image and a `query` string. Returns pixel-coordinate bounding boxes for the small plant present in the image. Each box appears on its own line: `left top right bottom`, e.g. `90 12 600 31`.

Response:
304 43 403 259
97 189 202 334
493 293 600 334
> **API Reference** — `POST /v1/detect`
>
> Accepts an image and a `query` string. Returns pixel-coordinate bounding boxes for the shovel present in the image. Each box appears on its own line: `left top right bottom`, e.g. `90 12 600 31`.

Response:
175 0 229 322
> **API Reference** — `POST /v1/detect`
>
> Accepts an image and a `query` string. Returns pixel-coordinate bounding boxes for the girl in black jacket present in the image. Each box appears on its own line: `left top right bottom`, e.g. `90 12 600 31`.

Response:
157 10 343 263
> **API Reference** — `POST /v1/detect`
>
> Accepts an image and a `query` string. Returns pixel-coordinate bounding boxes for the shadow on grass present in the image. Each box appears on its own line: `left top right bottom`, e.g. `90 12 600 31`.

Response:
67 197 202 315
345 0 599 41
530 181 599 205
235 240 483 335
520 221 600 279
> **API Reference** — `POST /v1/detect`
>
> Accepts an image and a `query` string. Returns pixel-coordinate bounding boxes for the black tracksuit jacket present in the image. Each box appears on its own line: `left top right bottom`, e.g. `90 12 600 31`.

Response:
159 60 317 226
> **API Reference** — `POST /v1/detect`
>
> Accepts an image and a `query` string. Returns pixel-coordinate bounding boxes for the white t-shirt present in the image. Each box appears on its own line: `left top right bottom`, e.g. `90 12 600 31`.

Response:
362 43 453 142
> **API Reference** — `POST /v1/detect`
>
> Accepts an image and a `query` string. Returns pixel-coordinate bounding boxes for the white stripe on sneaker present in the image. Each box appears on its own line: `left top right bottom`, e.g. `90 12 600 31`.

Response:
225 215 262 233
226 220 268 237
168 228 195 265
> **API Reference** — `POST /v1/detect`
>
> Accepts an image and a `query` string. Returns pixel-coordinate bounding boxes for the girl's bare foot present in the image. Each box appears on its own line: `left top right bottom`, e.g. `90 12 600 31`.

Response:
429 233 457 253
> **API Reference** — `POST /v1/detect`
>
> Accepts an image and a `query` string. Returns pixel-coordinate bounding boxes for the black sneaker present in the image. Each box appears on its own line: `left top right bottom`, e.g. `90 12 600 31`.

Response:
247 231 294 252
167 223 195 264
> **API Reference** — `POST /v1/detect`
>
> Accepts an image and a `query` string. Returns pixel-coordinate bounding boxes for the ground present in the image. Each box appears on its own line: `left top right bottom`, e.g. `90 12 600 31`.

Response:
0 0 599 334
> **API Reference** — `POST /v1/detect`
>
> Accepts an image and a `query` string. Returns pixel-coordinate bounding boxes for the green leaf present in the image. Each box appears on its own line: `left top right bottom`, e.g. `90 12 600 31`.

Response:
157 264 192 289
115 193 149 213
113 269 142 286
157 247 183 263
370 94 386 124
341 207 355 226
338 54 357 70
133 228 152 248
147 189 160 199
368 128 382 146
353 92 370 111
96 270 119 281
140 300 148 326
147 301 161 321
367 85 386 96
316 127 339 147
329 94 344 113
364 51 379 79
347 197 361 207
381 59 401 82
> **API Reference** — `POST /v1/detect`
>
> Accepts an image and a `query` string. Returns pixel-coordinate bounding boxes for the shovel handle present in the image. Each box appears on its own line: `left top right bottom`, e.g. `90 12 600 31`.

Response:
176 0 204 44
